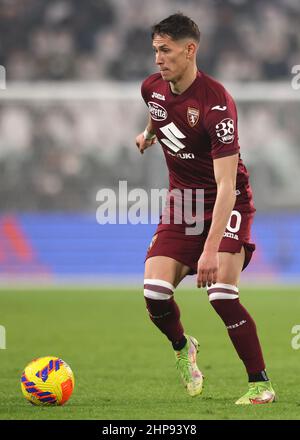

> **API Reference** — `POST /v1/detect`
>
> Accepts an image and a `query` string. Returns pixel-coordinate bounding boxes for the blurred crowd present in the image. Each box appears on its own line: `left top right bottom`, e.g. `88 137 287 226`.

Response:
0 99 300 211
1 0 300 212
1 0 300 81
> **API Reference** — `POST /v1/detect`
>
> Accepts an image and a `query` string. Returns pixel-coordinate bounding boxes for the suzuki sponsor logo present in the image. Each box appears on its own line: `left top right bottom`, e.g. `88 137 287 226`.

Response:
160 122 194 159
148 101 168 121
167 151 195 160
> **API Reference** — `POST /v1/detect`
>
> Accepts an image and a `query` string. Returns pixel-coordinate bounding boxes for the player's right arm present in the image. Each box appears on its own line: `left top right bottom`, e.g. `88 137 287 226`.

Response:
135 114 157 155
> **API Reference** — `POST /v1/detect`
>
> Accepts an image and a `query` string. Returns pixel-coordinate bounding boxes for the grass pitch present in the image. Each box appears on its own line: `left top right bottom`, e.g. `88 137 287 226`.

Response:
0 285 299 420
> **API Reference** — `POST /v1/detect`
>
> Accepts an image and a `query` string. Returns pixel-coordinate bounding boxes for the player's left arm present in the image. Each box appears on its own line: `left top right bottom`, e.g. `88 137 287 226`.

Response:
197 154 238 288
197 91 240 288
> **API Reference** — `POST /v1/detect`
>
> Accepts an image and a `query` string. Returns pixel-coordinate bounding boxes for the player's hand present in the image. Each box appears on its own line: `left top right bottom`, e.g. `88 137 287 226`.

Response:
135 132 157 155
197 251 219 288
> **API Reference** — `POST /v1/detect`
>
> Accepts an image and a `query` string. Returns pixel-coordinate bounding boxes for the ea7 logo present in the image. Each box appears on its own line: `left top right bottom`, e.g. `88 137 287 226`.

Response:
291 325 300 350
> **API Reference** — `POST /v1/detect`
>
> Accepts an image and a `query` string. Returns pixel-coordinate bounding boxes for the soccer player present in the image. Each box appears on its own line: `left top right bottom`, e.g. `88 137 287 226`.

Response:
135 13 276 404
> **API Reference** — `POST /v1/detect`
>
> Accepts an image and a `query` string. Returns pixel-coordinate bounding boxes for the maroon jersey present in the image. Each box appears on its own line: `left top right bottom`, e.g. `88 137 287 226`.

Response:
141 71 255 229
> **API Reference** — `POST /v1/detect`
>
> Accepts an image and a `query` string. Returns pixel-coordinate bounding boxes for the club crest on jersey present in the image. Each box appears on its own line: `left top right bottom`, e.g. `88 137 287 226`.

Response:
148 101 168 121
187 107 200 127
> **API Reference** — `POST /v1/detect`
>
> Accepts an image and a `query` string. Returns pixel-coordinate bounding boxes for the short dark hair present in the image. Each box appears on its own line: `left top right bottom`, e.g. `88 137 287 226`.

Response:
151 13 200 43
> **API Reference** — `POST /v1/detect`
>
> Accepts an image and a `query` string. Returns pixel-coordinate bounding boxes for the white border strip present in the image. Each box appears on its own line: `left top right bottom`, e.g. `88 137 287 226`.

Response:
0 82 299 102
209 293 239 301
144 279 175 292
144 289 172 300
207 283 239 293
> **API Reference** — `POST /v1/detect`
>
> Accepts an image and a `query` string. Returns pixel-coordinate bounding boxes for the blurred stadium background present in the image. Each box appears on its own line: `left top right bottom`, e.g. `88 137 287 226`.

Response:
1 0 300 286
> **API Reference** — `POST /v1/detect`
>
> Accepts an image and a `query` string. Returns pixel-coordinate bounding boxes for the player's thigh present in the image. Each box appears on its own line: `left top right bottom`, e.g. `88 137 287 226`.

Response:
145 256 191 288
217 246 245 286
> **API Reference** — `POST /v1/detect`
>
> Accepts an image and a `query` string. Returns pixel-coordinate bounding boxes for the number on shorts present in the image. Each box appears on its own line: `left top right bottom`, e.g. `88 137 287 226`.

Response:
226 210 242 233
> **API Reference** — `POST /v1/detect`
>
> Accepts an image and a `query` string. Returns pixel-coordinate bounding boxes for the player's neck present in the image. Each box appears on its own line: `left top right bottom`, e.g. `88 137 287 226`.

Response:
169 66 198 95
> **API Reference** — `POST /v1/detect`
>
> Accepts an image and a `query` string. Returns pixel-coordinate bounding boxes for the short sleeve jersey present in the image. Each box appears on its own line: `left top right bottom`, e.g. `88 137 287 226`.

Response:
141 71 255 222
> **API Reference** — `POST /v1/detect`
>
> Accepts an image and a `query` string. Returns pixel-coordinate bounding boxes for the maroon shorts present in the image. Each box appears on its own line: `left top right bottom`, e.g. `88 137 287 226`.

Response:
145 211 256 274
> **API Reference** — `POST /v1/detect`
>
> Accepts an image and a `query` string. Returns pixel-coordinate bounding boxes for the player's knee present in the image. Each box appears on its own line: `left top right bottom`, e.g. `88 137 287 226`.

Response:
144 279 175 320
144 279 175 299
207 283 240 318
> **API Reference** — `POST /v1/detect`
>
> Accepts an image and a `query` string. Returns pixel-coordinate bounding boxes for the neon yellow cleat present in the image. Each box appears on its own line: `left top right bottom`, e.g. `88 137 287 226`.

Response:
174 335 204 397
235 381 276 405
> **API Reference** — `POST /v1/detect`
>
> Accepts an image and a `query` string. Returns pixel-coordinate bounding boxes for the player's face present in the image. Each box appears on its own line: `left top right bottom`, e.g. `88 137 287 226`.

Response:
152 34 192 83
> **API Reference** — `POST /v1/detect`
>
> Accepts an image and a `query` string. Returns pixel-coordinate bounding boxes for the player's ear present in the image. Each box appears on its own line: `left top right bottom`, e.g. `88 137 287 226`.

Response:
185 41 197 59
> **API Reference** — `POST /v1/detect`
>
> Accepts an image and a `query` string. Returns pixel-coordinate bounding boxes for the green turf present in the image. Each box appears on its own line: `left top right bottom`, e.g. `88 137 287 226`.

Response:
0 286 299 420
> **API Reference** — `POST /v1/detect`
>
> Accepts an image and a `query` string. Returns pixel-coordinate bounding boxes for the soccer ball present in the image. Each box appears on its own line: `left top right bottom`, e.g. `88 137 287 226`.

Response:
21 356 75 406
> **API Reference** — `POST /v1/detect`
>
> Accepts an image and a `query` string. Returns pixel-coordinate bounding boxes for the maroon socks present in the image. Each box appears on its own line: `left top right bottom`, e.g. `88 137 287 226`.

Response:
207 283 266 374
144 279 266 377
144 279 184 345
